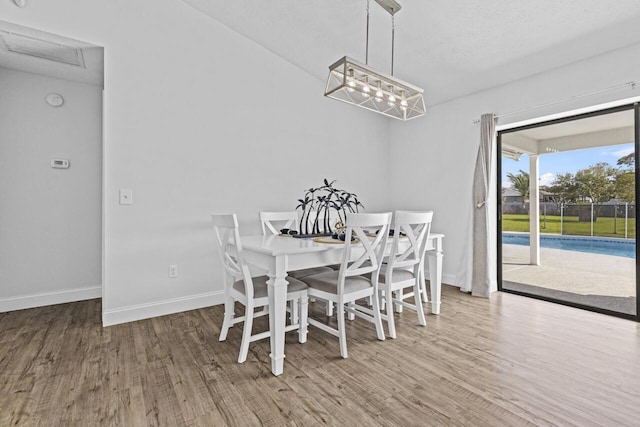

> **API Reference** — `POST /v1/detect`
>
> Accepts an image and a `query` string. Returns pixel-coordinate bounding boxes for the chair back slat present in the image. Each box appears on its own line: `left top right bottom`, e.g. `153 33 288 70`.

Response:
387 211 434 276
338 212 392 289
259 211 299 235
212 213 254 299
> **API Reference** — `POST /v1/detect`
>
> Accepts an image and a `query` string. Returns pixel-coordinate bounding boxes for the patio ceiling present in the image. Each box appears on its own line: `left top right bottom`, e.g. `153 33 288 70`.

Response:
501 110 634 159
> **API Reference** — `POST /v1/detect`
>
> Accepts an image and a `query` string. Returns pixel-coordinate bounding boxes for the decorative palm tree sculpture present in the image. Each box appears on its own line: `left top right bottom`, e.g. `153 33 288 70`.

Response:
295 179 363 235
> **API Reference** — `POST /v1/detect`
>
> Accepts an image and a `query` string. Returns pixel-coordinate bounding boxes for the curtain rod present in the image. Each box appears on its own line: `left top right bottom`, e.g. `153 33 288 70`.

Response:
473 81 637 124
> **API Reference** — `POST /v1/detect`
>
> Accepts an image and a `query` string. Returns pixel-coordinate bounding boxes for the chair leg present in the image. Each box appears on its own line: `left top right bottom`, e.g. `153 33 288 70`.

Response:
370 291 386 341
291 298 299 324
384 286 396 339
395 289 404 313
298 295 309 343
379 289 386 311
337 302 348 358
420 267 429 303
325 301 334 316
238 303 254 363
414 282 427 326
219 295 234 341
347 302 355 321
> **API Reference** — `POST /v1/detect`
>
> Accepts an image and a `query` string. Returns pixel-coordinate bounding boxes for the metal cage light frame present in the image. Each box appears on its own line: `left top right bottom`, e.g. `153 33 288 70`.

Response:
324 0 425 121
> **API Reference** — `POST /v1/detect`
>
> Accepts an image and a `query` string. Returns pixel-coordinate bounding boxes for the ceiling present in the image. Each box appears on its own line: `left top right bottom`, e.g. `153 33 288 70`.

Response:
0 20 103 87
182 0 640 107
502 109 635 158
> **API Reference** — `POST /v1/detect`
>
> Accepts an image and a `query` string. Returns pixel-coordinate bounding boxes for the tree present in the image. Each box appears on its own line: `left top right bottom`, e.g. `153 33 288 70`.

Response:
615 153 635 203
574 162 617 205
506 170 529 207
543 155 635 216
617 153 634 171
571 163 617 221
614 171 635 202
548 172 578 207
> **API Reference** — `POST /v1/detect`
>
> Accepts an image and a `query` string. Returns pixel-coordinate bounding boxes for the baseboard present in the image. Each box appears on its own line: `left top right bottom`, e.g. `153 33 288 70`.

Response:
0 285 102 313
102 290 225 327
422 269 458 288
442 273 458 287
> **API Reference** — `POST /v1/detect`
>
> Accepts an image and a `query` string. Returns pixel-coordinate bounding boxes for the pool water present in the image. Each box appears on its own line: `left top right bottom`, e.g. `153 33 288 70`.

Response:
502 233 636 259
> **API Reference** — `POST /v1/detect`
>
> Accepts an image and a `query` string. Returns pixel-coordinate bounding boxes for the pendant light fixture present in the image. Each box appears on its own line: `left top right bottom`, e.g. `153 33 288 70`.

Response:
324 0 425 121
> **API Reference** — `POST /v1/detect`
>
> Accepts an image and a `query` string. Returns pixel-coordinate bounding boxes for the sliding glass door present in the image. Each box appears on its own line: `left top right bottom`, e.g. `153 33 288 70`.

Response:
497 104 639 321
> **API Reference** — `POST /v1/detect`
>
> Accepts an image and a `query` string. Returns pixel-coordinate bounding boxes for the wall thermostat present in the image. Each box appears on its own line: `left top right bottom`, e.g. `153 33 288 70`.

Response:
51 159 70 169
46 93 64 107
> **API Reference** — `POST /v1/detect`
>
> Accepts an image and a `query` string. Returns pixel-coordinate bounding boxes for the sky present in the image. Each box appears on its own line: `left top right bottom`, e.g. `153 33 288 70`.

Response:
502 142 634 188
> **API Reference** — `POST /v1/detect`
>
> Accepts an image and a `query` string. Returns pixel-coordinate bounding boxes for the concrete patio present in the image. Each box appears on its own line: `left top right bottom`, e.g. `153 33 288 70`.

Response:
502 244 636 315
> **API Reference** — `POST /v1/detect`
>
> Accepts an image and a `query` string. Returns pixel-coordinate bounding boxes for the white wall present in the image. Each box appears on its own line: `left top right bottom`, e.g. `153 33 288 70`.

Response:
389 42 640 289
0 0 391 324
0 68 102 311
9 0 636 321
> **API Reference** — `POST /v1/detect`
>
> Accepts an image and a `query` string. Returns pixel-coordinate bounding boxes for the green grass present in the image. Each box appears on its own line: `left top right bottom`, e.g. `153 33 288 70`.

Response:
502 214 636 238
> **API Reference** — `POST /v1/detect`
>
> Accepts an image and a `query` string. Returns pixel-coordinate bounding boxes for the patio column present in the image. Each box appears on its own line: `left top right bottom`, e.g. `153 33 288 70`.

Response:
529 154 540 265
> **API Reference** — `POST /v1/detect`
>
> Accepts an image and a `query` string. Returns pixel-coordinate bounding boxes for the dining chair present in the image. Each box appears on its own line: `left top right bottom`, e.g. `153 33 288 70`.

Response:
260 210 335 322
259 211 334 280
301 212 392 358
376 211 433 338
212 213 309 363
259 211 299 235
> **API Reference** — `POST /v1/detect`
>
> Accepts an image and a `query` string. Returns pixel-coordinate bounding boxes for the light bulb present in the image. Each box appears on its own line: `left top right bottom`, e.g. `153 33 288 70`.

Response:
400 90 408 107
375 81 383 102
361 76 370 97
347 69 356 92
387 85 396 106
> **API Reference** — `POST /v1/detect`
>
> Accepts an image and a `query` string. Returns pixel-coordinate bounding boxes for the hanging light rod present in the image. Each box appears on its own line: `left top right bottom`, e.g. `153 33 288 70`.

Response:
374 0 401 15
324 0 425 121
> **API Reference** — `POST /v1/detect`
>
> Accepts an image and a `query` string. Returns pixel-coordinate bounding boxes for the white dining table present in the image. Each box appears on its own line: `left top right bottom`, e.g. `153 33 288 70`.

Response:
240 233 444 376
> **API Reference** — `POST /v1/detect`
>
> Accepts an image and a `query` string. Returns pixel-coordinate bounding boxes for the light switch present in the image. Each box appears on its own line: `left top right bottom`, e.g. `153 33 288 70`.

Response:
119 189 133 205
50 159 70 169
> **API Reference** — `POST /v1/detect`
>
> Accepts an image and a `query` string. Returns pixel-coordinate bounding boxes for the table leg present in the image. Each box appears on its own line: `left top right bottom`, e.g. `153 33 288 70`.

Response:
267 256 288 376
427 238 443 315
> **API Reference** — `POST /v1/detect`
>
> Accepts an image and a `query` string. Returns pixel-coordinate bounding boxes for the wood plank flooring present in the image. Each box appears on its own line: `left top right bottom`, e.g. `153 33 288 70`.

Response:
1 285 639 426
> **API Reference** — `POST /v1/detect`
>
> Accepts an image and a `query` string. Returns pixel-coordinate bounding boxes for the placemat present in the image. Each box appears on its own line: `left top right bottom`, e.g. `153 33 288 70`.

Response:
313 236 360 244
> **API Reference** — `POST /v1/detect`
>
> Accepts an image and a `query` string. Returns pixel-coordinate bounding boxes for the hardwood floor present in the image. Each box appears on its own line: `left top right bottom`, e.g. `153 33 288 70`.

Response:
1 285 639 426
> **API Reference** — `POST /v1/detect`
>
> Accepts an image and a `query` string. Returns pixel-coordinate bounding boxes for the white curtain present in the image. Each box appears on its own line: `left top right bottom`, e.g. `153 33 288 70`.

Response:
459 113 496 297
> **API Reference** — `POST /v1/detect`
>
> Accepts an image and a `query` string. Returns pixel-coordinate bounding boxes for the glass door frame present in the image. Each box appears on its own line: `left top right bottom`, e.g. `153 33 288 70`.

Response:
497 103 640 322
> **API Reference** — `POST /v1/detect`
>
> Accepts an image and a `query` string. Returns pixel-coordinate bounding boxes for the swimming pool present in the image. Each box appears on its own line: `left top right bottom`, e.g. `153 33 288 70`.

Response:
502 233 636 259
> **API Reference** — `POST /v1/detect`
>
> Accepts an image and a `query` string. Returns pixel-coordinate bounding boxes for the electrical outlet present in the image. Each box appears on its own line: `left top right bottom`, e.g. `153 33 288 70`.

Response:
168 264 178 278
